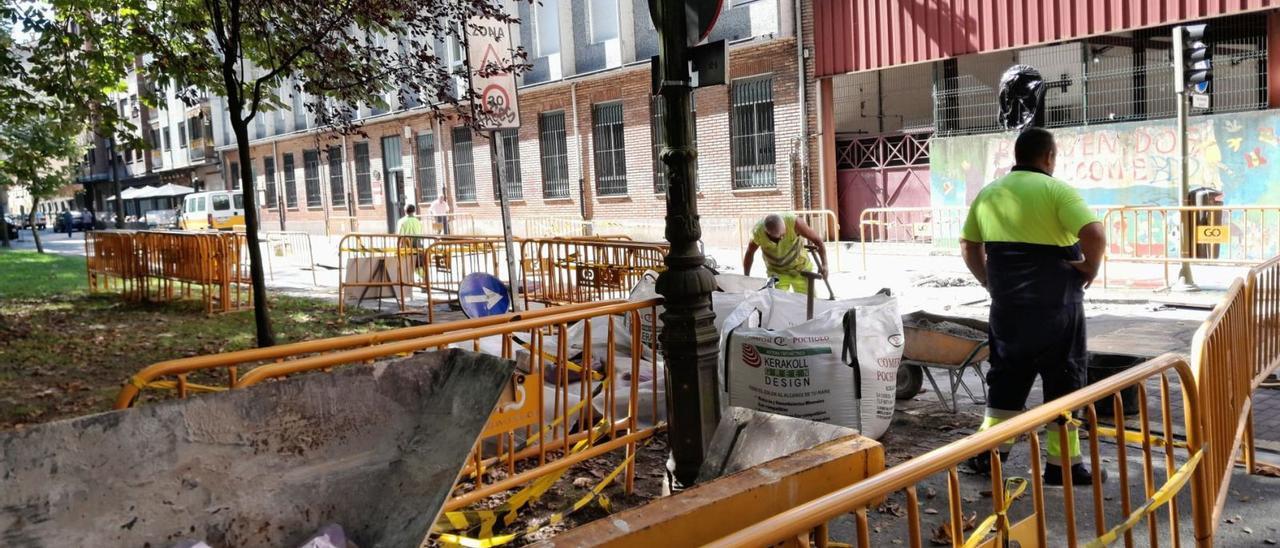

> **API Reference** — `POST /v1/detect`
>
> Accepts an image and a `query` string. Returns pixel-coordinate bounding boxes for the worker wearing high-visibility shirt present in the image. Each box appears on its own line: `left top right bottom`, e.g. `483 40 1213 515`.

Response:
743 213 828 293
959 127 1108 487
396 204 425 236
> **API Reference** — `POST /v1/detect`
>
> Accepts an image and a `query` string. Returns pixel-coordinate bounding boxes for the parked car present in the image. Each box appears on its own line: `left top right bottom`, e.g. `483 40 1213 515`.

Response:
2 215 20 240
180 190 245 230
20 211 47 230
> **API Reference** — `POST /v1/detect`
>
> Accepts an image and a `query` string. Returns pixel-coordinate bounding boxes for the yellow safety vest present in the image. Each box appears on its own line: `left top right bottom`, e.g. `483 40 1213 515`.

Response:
752 214 811 274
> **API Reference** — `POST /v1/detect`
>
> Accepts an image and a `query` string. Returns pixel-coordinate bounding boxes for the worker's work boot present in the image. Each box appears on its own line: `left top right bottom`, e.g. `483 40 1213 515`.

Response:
1043 463 1107 486
962 450 1010 476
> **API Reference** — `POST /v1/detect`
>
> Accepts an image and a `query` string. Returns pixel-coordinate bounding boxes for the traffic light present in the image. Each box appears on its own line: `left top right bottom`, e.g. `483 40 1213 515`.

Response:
1181 24 1212 94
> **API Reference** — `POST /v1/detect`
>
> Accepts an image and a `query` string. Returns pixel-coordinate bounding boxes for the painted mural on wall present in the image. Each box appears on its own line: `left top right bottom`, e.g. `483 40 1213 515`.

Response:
931 109 1280 260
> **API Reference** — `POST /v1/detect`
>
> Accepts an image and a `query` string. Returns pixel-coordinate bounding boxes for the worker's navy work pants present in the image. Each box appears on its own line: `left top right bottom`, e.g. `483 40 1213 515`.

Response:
983 242 1087 412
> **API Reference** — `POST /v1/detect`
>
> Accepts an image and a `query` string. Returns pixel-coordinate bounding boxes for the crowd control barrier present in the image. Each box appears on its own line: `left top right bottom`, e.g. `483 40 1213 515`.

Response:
707 353 1210 547
114 298 664 541
520 238 668 307
86 230 251 314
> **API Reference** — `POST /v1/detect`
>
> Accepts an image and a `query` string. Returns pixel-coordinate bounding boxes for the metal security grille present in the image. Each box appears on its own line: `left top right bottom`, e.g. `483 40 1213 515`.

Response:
593 102 627 196
263 157 277 209
491 128 523 200
282 153 298 209
651 95 698 193
452 127 477 202
328 146 345 207
731 77 776 189
539 111 571 199
355 143 373 206
933 15 1267 137
303 150 322 208
415 134 438 203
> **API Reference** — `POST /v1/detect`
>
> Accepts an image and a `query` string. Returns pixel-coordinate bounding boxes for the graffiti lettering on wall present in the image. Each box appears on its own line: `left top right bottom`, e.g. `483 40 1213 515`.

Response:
931 109 1280 258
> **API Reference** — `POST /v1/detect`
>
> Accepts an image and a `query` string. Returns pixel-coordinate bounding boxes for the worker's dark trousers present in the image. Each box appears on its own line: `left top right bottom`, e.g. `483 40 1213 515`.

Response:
979 241 1088 463
985 301 1087 411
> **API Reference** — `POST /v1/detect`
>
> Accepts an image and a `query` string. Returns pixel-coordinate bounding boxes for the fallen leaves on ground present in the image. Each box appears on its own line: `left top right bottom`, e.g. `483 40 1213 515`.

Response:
1255 463 1280 478
929 512 978 545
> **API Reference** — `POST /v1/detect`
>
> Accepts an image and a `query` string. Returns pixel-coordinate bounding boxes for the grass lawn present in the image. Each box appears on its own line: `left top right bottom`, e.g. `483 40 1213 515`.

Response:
0 249 393 429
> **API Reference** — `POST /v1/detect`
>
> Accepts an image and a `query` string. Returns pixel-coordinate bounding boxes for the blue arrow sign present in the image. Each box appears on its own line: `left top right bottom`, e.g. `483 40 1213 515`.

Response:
459 273 512 318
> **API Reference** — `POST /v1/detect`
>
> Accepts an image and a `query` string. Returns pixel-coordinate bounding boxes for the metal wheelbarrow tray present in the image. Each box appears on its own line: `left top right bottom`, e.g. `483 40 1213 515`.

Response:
0 348 515 548
901 311 990 413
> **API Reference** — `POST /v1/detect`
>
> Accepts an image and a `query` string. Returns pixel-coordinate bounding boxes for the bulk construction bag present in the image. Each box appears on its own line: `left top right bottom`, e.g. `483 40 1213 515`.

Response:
720 289 904 439
623 271 773 362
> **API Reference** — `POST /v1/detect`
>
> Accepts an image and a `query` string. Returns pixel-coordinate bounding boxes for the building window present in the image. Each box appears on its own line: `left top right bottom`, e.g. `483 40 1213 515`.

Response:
354 142 373 206
452 127 477 202
264 156 277 209
282 153 298 209
328 146 345 208
592 102 627 196
162 129 171 151
229 161 240 190
415 134 437 203
149 128 160 151
534 0 561 57
129 95 138 118
651 95 698 193
188 117 203 142
117 99 127 118
589 0 619 43
731 77 776 189
178 121 188 148
303 149 322 208
538 111 570 199
491 128 522 200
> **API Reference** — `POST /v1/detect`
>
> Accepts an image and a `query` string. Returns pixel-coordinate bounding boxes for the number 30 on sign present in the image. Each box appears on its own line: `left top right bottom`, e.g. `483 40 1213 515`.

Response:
1196 225 1230 245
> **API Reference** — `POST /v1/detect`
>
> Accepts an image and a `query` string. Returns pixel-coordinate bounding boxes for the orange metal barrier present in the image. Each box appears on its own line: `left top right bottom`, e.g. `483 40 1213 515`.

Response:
706 353 1211 547
411 238 502 323
857 207 968 270
1251 255 1280 386
113 300 621 408
260 230 316 286
86 230 251 314
1101 206 1278 287
521 238 668 307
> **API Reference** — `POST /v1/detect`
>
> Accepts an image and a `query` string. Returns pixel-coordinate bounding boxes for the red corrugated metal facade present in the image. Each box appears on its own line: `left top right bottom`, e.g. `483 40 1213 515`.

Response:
813 0 1279 77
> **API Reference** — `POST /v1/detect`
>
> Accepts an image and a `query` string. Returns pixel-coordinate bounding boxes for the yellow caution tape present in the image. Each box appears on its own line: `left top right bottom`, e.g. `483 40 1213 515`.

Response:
128 376 227 394
962 477 1028 548
435 414 615 537
514 340 604 382
437 434 652 547
1084 449 1204 548
1094 426 1190 450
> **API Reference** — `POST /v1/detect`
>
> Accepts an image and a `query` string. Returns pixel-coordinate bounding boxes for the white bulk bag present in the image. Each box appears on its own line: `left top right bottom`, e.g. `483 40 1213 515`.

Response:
720 289 904 439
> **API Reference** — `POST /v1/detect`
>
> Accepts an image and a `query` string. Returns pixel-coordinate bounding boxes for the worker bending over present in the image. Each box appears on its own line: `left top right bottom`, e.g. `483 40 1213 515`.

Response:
960 127 1108 486
743 213 828 293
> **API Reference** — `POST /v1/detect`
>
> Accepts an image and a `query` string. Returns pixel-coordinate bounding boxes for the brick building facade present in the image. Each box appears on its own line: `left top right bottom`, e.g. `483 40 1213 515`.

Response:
214 0 814 235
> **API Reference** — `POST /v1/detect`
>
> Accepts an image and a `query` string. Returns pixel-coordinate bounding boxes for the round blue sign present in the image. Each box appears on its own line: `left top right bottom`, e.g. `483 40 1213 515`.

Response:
458 273 512 318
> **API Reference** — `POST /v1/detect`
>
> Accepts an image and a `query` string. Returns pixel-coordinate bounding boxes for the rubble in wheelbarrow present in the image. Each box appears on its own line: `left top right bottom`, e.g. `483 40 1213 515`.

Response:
906 318 987 340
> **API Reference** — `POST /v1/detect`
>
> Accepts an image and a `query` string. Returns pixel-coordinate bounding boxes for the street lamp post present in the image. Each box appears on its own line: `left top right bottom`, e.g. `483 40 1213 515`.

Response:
652 0 721 487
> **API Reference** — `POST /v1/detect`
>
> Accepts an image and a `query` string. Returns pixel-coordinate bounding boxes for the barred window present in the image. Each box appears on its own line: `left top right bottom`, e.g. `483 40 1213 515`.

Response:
282 153 298 209
651 95 698 193
355 142 373 206
228 161 239 191
730 77 776 189
538 112 571 199
303 149 322 208
592 102 627 196
415 133 438 203
452 127 477 202
263 157 277 209
328 146 345 207
491 128 522 200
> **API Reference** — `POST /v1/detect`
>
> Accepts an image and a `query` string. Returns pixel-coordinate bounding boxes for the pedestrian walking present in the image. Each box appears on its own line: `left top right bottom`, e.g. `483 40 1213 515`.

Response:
959 127 1108 486
427 194 450 235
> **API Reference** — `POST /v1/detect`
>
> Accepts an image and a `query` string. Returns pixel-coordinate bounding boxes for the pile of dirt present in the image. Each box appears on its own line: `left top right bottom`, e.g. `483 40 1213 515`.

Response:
911 274 981 288
907 319 987 341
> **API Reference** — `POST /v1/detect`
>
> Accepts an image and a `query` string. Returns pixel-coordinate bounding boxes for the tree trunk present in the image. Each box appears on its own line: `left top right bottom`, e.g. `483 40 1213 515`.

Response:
230 113 275 347
29 197 43 253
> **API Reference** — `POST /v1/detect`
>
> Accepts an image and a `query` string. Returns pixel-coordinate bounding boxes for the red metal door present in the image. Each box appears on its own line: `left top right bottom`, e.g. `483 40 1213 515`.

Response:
836 132 932 240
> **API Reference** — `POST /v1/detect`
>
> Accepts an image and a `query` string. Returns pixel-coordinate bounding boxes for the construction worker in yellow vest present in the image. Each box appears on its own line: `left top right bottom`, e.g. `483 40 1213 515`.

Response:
743 213 828 293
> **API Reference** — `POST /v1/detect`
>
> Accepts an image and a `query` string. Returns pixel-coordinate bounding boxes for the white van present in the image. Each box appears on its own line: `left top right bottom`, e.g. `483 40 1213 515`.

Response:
180 190 245 230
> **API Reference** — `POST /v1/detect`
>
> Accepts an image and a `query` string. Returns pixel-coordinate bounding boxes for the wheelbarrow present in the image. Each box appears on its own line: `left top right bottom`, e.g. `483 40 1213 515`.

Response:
899 311 990 413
